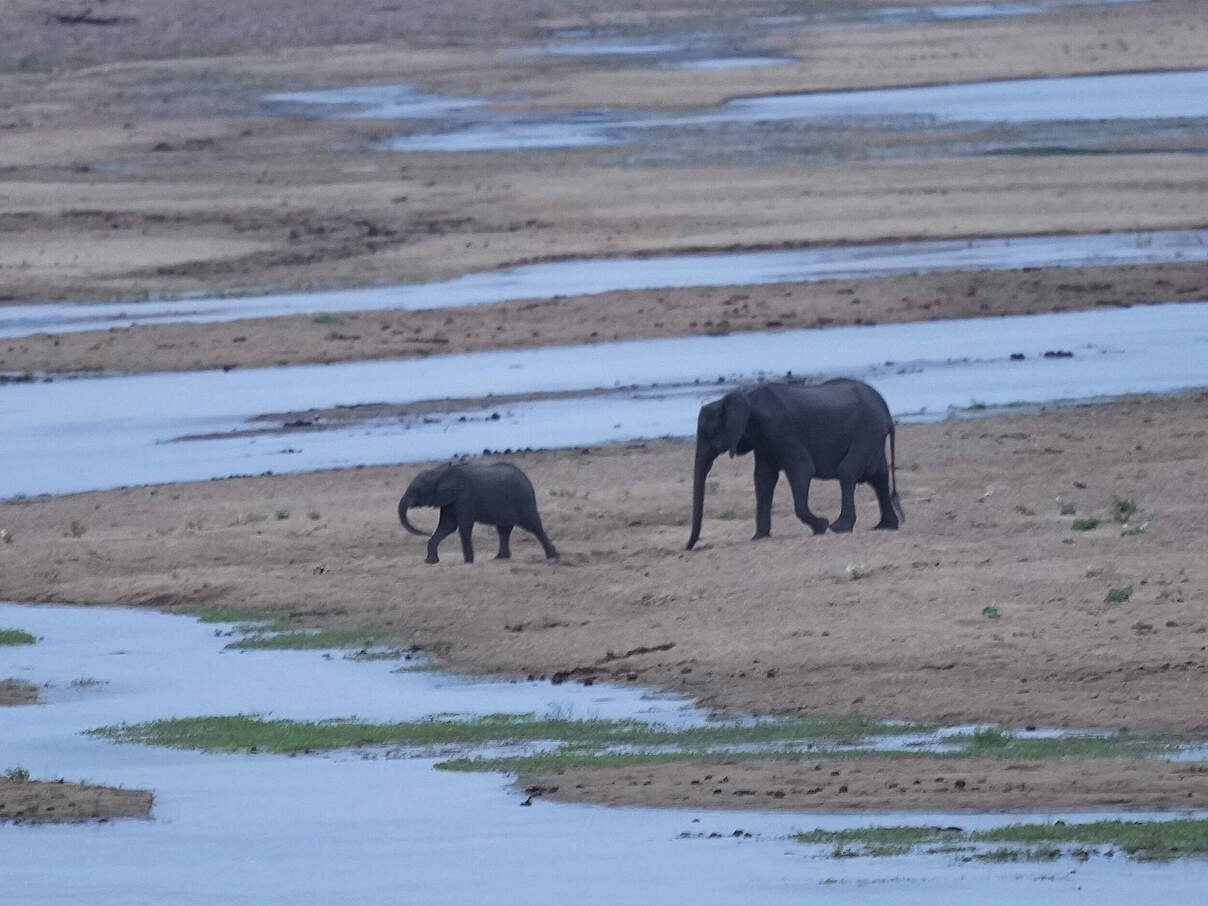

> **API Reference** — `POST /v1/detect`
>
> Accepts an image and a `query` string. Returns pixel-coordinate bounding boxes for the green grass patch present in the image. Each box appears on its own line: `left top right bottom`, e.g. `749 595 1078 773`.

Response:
1071 517 1100 531
795 817 1208 861
85 712 927 755
952 727 1169 759
1104 586 1133 603
188 607 289 627
0 628 36 646
225 627 398 651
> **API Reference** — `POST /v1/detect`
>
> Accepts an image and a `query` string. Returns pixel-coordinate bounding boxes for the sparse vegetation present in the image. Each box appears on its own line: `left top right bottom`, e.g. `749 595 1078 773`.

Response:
189 606 288 627
794 817 1208 861
4 766 31 781
1110 496 1138 524
0 628 36 646
312 313 341 324
1071 517 1100 531
225 627 400 650
67 520 86 538
86 712 928 755
230 513 268 526
1060 503 1076 515
275 509 290 520
950 727 1166 759
981 605 1000 619
1104 586 1133 603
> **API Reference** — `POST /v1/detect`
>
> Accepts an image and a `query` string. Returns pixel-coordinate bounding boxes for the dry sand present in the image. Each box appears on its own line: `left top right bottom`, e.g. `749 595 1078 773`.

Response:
0 777 152 824
526 757 1208 812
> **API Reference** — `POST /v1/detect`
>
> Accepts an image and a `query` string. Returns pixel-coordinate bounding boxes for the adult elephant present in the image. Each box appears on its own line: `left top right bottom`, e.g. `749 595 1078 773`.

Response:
399 462 558 564
686 379 903 550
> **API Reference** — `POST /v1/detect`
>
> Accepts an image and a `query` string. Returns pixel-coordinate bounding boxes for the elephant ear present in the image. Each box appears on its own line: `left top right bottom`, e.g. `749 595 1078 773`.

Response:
722 391 751 457
431 466 467 507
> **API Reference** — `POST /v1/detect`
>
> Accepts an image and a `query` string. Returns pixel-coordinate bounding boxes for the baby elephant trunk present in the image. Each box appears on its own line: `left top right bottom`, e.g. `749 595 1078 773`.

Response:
397 494 427 536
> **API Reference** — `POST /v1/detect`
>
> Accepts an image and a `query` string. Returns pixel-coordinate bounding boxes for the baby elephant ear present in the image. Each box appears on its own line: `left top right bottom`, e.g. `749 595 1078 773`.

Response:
723 391 751 457
432 466 466 507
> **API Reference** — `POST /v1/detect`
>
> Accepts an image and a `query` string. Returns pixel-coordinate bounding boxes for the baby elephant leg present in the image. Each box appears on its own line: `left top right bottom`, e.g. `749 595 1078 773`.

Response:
495 525 513 559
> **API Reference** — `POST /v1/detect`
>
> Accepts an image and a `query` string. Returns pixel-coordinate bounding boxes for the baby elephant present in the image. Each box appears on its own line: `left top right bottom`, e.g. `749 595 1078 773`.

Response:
398 462 558 564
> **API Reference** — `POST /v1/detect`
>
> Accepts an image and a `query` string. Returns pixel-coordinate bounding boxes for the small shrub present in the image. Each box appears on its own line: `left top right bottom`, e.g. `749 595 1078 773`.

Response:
275 509 290 520
312 313 340 324
982 605 1000 619
307 511 321 521
0 628 36 646
1071 518 1100 531
1110 497 1138 524
1105 586 1133 603
4 766 31 781
68 520 87 538
1 528 11 543
1014 505 1035 516
1060 503 1076 516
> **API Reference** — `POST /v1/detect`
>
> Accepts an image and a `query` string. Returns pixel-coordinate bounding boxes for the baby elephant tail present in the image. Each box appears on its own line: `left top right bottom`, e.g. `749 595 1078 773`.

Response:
890 425 905 525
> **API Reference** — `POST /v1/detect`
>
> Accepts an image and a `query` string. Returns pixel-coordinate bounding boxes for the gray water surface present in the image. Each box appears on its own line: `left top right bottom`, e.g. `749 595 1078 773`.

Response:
4 228 1206 338
4 301 1206 498
3 601 1205 905
268 69 1208 152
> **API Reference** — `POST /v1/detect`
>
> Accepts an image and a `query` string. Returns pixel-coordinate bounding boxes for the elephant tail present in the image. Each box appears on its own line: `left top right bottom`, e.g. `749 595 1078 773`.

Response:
889 424 905 524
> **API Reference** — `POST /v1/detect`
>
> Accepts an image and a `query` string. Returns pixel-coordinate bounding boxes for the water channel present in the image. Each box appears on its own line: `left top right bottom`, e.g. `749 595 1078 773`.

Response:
261 68 1208 153
4 601 1206 905
4 300 1207 499
3 229 1206 338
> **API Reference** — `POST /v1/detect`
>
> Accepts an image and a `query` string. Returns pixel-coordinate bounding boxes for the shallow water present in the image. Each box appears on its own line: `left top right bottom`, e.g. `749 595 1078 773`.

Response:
265 69 1208 152
4 228 1206 338
3 301 1207 498
3 601 1205 905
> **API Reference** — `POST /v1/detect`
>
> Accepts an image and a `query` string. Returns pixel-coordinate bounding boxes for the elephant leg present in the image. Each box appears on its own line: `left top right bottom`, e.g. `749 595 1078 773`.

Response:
752 453 779 540
869 469 900 530
453 503 476 563
495 525 513 559
830 474 858 533
520 515 559 560
786 468 828 535
426 506 458 564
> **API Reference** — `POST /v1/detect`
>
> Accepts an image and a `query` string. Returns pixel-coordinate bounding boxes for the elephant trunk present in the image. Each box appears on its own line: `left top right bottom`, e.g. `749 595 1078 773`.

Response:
686 440 718 550
397 493 428 536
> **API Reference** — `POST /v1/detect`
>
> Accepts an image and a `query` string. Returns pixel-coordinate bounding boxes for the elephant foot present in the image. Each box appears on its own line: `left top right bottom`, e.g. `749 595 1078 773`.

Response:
424 555 439 565
495 552 511 560
830 516 855 534
809 518 829 535
751 530 771 541
873 518 900 531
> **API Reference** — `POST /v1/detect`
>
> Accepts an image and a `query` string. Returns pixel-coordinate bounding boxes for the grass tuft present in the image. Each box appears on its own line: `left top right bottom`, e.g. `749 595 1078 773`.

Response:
0 628 36 646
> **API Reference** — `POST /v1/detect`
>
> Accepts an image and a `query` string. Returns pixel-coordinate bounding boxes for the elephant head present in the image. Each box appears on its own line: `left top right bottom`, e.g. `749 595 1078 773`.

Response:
687 390 751 550
398 465 464 535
